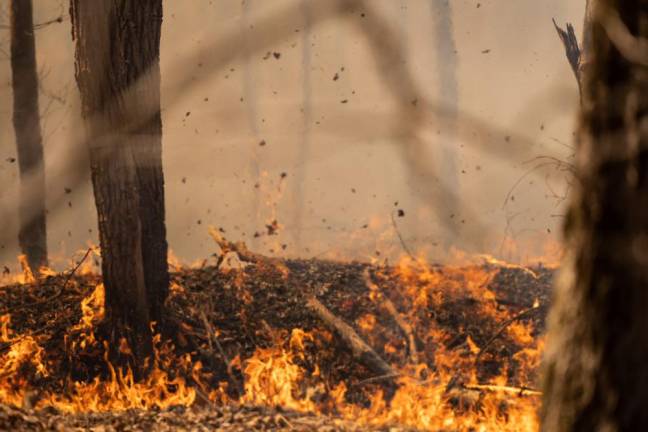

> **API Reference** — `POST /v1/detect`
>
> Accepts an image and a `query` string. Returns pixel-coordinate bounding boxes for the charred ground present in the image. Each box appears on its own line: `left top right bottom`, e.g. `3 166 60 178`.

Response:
0 253 552 431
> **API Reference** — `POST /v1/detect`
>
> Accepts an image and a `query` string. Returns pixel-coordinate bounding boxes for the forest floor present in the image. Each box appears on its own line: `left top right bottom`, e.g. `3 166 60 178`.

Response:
0 251 553 431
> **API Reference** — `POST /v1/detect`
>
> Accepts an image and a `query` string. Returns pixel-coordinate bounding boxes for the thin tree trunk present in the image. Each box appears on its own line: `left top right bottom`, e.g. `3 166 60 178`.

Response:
541 1 648 430
430 0 460 249
10 0 47 272
70 0 169 366
292 0 312 251
240 0 262 251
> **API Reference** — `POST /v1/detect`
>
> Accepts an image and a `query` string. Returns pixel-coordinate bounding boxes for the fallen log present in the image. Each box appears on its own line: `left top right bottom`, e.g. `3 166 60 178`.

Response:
305 296 396 377
208 232 396 378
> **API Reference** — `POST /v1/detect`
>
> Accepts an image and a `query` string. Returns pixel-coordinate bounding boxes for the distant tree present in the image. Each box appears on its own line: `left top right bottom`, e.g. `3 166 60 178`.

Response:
70 0 169 368
10 0 48 272
430 0 460 248
542 0 648 430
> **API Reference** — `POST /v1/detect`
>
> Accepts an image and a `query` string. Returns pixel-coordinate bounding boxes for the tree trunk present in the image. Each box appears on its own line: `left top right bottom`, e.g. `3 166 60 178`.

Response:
541 1 648 430
430 0 461 249
10 0 48 272
70 0 169 366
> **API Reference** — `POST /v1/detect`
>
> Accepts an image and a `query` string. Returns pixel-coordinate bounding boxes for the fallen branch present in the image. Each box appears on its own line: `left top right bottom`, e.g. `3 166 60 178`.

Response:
462 383 541 397
382 299 419 365
476 305 544 363
354 373 542 399
353 372 402 387
305 296 396 377
363 269 419 365
208 229 289 275
199 310 244 397
209 228 263 264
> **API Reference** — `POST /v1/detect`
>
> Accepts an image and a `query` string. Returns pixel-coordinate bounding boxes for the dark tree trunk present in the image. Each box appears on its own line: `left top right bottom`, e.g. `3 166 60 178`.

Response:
10 0 48 272
541 1 648 430
70 0 169 365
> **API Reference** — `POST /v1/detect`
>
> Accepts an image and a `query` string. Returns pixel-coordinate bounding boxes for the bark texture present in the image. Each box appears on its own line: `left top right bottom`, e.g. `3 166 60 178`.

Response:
70 0 169 364
10 0 48 272
541 1 648 430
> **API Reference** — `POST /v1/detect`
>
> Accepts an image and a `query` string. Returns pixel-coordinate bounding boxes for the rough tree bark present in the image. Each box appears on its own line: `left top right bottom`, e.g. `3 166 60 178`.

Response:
542 1 648 430
70 0 169 365
10 0 48 272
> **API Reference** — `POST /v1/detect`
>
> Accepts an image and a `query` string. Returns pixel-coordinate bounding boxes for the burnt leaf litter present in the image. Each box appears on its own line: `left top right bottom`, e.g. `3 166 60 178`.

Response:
0 250 552 430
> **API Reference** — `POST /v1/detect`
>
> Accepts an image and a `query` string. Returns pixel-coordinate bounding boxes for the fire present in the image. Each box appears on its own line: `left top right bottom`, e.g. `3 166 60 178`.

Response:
0 247 548 430
42 339 197 413
239 340 540 431
0 282 197 413
232 255 544 430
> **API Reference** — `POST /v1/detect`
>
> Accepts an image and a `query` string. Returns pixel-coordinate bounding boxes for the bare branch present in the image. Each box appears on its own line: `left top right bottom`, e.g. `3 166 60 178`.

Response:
552 19 582 86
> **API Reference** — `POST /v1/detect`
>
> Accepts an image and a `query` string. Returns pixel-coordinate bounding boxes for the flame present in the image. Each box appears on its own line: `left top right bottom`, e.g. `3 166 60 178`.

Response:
233 255 544 431
0 283 198 413
0 248 546 430
17 255 36 284
42 338 197 413
239 341 540 431
241 330 320 412
0 315 49 407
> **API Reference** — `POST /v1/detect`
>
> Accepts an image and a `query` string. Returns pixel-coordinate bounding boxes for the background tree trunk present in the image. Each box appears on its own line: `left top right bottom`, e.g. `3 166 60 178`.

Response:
541 1 648 430
70 0 169 365
10 0 48 272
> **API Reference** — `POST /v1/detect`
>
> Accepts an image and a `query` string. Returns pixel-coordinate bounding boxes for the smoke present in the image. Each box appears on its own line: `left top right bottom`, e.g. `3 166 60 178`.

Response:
0 0 582 267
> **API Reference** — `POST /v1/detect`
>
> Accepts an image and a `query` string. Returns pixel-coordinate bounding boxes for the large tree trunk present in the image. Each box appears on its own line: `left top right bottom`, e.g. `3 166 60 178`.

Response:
10 0 48 272
70 0 169 365
541 1 648 430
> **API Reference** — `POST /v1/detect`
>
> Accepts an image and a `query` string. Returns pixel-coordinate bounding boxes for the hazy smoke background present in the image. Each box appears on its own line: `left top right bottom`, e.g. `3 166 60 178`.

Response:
0 0 584 271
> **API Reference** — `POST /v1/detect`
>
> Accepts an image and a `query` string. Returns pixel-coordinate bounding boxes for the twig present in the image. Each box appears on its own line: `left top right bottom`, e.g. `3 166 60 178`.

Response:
34 248 93 308
0 318 69 354
390 212 415 260
33 15 65 30
363 269 419 365
0 248 93 315
193 386 214 407
462 383 542 397
354 373 542 398
475 305 544 363
353 372 402 387
199 310 244 397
